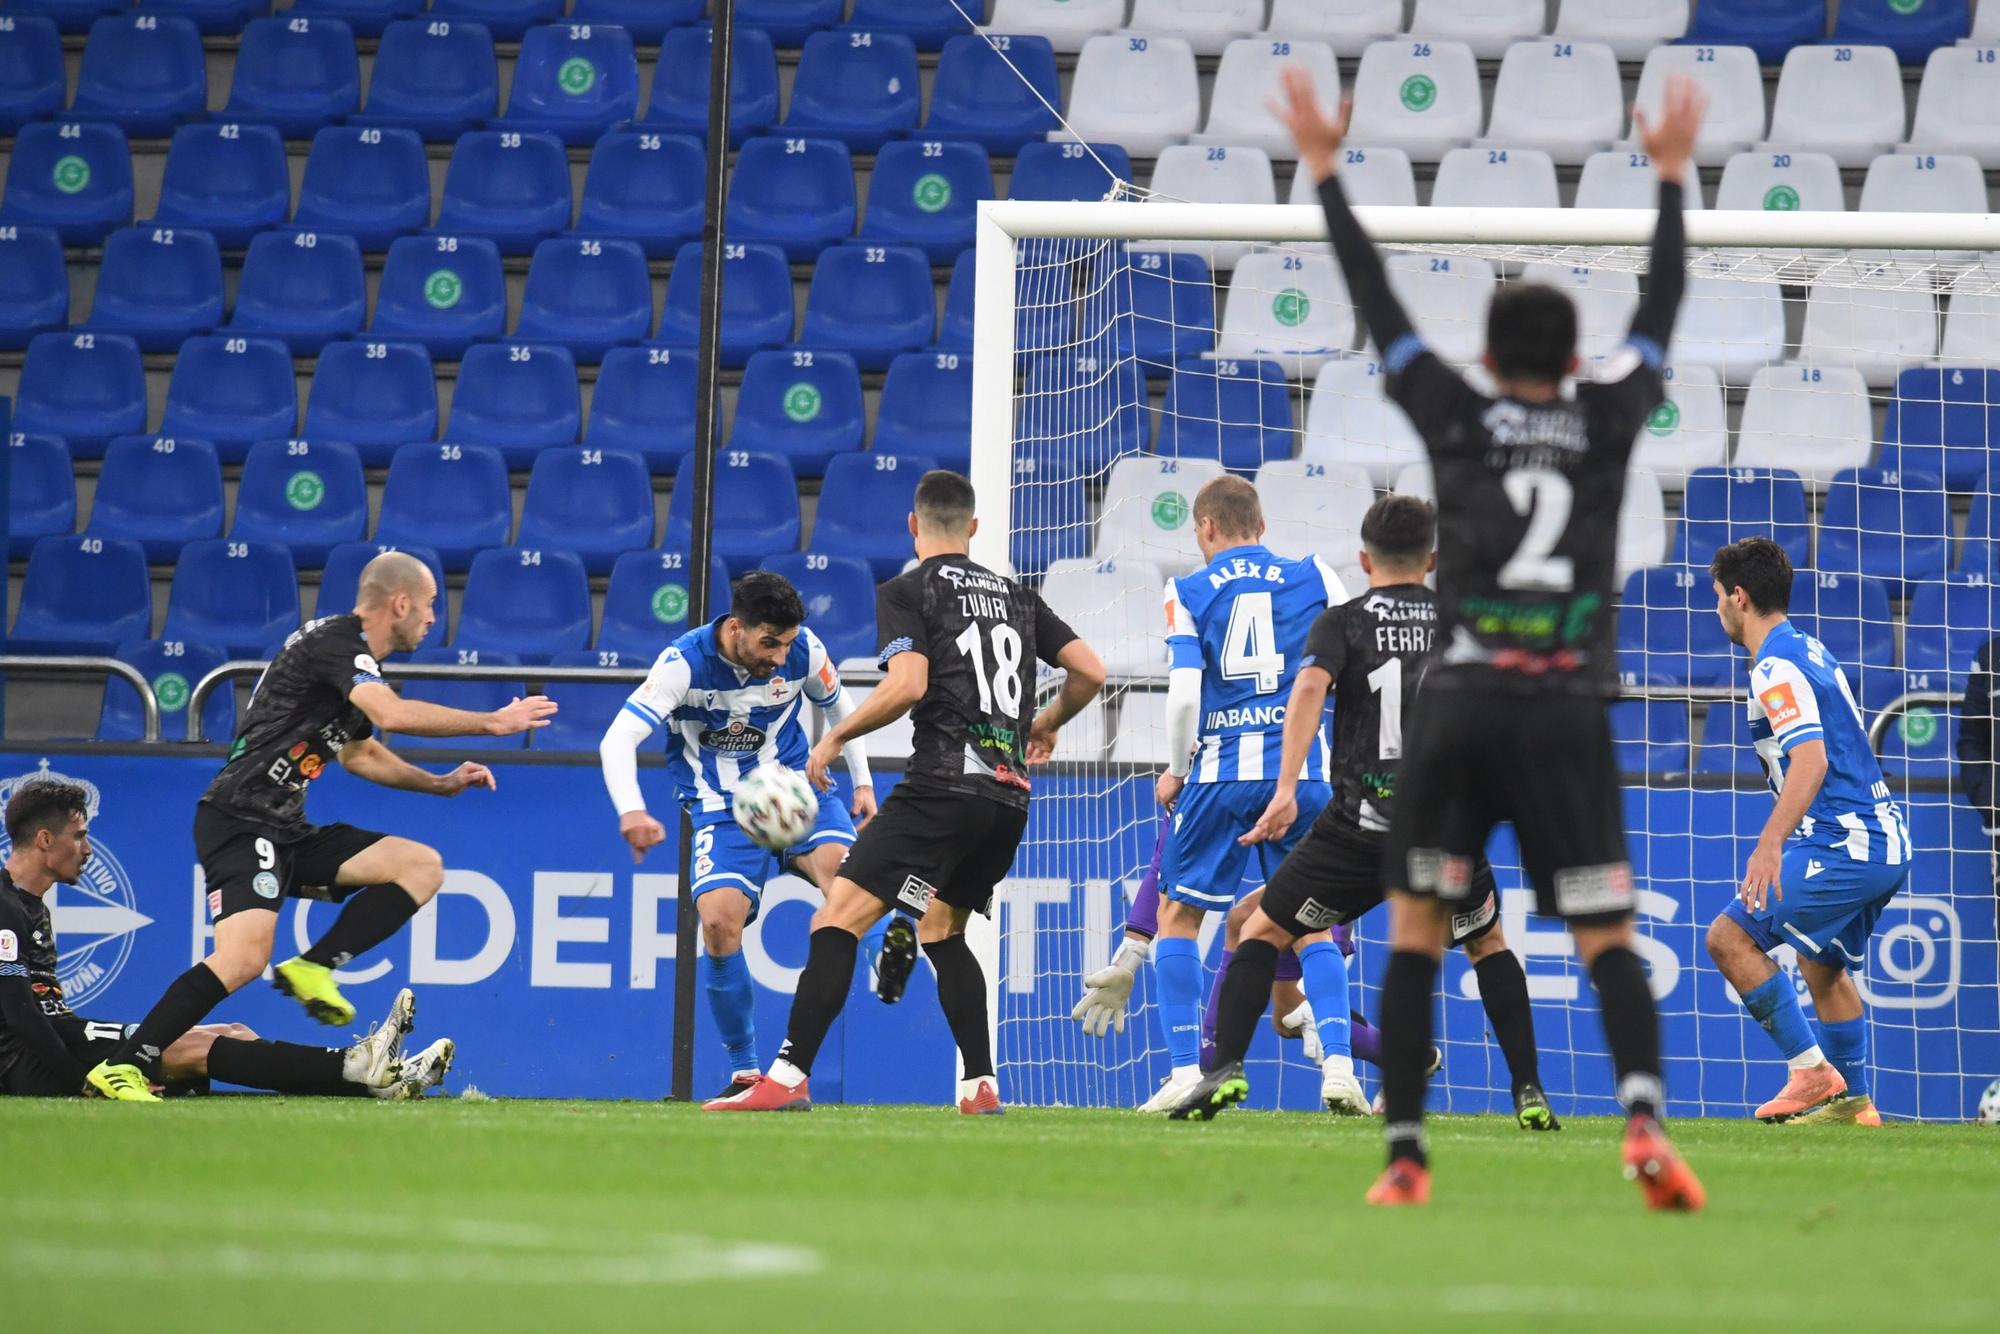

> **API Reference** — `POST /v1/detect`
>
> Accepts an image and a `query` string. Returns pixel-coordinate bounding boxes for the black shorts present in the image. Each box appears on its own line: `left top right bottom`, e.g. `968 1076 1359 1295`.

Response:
0 1015 132 1096
1386 689 1636 926
194 804 387 922
1262 813 1500 947
838 781 1028 919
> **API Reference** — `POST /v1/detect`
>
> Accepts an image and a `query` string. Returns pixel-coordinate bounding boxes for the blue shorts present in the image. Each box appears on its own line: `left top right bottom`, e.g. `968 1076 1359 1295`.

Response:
1161 779 1333 912
1721 842 1908 971
691 789 856 923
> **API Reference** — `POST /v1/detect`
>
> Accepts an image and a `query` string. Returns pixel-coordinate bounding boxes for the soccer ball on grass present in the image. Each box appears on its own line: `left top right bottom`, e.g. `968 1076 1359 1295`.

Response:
733 765 820 852
1977 1079 2000 1126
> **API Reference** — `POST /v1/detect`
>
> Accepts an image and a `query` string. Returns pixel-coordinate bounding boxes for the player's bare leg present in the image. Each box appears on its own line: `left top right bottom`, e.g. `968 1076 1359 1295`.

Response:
1706 913 1848 1122
697 886 762 1100
917 901 1000 1114
1366 891 1448 1205
1458 927 1558 1130
274 836 444 1027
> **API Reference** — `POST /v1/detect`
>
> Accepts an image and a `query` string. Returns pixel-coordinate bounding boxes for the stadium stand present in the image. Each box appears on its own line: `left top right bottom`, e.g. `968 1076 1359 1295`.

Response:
724 136 858 261
798 243 935 371
7 433 78 559
70 14 207 138
783 28 921 152
391 648 529 750
496 23 640 146
14 331 148 457
1790 569 1897 693
1265 0 1400 53
515 237 654 364
1193 37 1338 159
1551 0 1688 60
1617 564 1739 686
1092 454 1223 575
1345 39 1482 161
1609 676 1692 776
445 341 583 470
0 15 67 135
575 131 707 259
1109 251 1216 374
1956 490 2000 576
1905 44 2000 167
1286 142 1418 205
1618 470 1672 582
1904 574 2000 686
1674 467 1812 568
657 241 793 366
1214 252 1353 378
220 15 362 138
1039 557 1167 678
426 0 558 44
285 0 419 39
1631 44 1767 166
1630 364 1729 488
586 344 699 474
11 535 153 653
162 539 302 656
1669 257 1787 380
355 19 499 140
810 452 935 581
454 547 592 660
1008 140 1134 203
644 24 779 147
99 639 234 742
534 648 640 751
1383 251 1496 365
435 130 574 256
872 352 971 473
1130 0 1263 54
1479 39 1623 165
1019 352 1150 479
315 541 446 621
86 435 224 562
1880 367 1997 493
1009 474 1093 577
1683 0 1825 66
1713 150 1844 214
1159 358 1293 474
228 438 369 567
85 226 225 354
301 339 440 468
1832 0 1968 63
370 234 507 358
1518 262 1637 362
1761 43 1906 167
568 0 700 42
1408 0 1544 59
0 121 135 246
849 0 978 50
293 125 432 252
1429 146 1560 210
761 553 879 664
159 335 300 461
1255 459 1372 567
738 0 845 48
728 349 866 479
663 451 803 577
924 33 1060 153
598 549 729 657
1058 33 1200 159
1816 467 1952 597
227 229 368 355
1796 262 1939 386
1574 147 1706 209
1144 145 1276 269
11 0 127 35
0 227 68 352
516 447 656 575
985 0 1122 53
142 0 279 36
1731 365 1876 490
1300 357 1426 486
861 139 990 263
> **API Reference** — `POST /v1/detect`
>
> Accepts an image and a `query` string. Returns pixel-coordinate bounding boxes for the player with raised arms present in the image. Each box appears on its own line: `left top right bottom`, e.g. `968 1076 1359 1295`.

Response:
1139 474 1351 1113
597 571 878 1101
706 470 1105 1114
1705 537 1909 1126
83 551 552 1102
1168 494 1556 1128
1275 66 1708 1207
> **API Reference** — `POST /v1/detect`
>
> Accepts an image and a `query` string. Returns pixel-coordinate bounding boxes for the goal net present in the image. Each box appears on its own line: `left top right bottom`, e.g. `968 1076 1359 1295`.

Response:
971 189 2000 1120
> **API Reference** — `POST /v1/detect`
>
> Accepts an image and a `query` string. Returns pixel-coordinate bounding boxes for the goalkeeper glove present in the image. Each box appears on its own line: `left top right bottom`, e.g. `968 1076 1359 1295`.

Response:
1071 938 1149 1038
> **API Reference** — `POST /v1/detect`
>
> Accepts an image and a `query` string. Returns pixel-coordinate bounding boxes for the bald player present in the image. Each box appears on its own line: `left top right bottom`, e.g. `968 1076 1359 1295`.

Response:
87 552 556 1101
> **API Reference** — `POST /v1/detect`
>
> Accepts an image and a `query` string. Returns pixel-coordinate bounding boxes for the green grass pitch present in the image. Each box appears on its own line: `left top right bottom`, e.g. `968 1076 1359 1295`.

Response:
5 1098 1995 1332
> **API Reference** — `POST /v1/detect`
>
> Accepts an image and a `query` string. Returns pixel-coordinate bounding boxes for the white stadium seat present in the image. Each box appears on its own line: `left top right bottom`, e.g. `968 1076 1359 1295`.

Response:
1860 152 1989 263
1254 458 1376 567
1574 149 1707 209
1055 34 1200 159
1392 460 1433 501
1194 38 1340 160
1761 45 1906 169
1287 144 1418 207
1796 260 1938 388
1972 2 2000 44
1301 358 1428 487
1520 262 1639 363
1383 251 1496 366
1713 151 1845 214
1091 456 1226 576
986 0 1124 53
1143 144 1276 270
1943 258 2000 362
841 684 915 760
1108 689 1171 764
1129 0 1265 56
1552 0 1690 61
1668 255 1786 382
1346 39 1484 162
1733 365 1875 491
1479 40 1624 166
1630 45 1767 167
1407 0 1545 59
1215 251 1356 378
1618 468 1670 584
1050 696 1110 761
1266 0 1402 57
1629 363 1728 488
1040 558 1172 680
1905 45 2000 168
1429 147 1560 211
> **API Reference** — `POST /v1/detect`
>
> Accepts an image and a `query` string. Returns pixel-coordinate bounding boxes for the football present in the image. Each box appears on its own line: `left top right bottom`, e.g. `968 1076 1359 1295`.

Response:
732 765 819 852
1978 1079 2000 1127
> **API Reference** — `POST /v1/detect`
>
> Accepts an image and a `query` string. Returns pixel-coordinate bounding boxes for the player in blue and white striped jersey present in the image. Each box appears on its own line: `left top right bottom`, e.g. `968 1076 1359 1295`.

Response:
598 572 875 1100
1705 537 1909 1126
1140 475 1345 1111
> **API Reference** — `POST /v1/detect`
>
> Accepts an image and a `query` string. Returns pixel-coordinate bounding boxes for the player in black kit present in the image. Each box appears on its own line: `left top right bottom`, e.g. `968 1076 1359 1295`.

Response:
707 470 1106 1114
1168 495 1553 1129
1275 66 1707 1209
85 552 555 1102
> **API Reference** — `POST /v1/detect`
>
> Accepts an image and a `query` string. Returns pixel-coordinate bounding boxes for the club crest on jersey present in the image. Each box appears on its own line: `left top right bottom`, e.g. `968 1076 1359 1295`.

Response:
1760 682 1802 727
699 721 768 754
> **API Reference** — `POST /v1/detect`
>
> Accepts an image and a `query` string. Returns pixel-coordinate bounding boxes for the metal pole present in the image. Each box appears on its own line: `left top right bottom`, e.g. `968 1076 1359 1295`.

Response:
671 0 735 1104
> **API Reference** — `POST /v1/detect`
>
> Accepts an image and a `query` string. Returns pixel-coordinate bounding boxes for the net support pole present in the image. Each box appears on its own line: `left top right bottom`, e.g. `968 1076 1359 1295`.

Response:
670 0 736 1104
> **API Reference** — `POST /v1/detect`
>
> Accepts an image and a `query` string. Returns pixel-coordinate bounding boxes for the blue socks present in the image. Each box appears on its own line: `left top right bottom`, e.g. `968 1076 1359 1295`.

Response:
706 949 759 1075
1742 973 1818 1063
1152 936 1203 1070
1298 939 1353 1061
1815 1016 1870 1098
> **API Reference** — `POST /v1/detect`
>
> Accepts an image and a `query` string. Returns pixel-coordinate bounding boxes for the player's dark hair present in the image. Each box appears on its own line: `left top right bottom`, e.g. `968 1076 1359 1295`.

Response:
5 781 89 844
1486 283 1578 384
1710 536 1794 615
913 469 977 533
729 571 805 632
1360 494 1436 564
1192 475 1263 540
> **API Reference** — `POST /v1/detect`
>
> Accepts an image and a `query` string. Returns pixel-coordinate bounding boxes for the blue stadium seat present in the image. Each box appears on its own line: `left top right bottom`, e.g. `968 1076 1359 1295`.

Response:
13 331 147 457
1609 671 1692 775
434 129 573 256
568 0 702 42
353 19 498 141
85 225 223 352
100 639 234 741
1008 140 1135 203
1959 490 2000 575
137 0 266 37
585 345 697 474
762 553 879 663
860 139 989 264
369 234 505 358
724 136 856 261
226 229 366 356
220 15 360 137
163 539 301 655
11 535 152 652
285 0 419 38
1683 2 1826 65
0 226 68 351
1019 350 1149 479
1110 250 1217 374
315 540 445 621
738 0 842 47
1880 367 1995 494
517 447 655 574
782 29 921 152
727 349 866 479
1695 696 1761 776
644 25 778 147
516 237 653 363
0 121 134 246
0 16 66 135
1903 573 2000 686
797 243 934 371
850 0 978 50
574 131 705 259
1616 565 1740 686
925 33 1061 154
10 0 124 36
455 547 592 659
86 434 225 561
160 335 299 462
425 0 558 42
302 339 439 467
598 548 729 656
1831 0 1966 63
373 440 511 570
1876 700 1958 780
1815 467 1951 596
810 451 934 580
1009 476 1092 578
1158 358 1292 474
7 433 77 559
69 15 206 138
1789 569 1897 709
294 125 431 252
657 241 793 367
533 648 640 751
939 249 977 350
151 122 290 249
874 351 971 472
445 341 582 469
229 438 367 567
1674 467 1811 569
497 23 638 145
662 450 801 576
387 647 530 750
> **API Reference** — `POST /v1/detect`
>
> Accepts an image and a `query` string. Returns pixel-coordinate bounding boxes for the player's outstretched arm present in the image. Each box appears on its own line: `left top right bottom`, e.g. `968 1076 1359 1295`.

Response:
1241 664 1334 845
1027 639 1106 763
337 737 497 796
1624 74 1703 356
807 651 927 791
349 682 557 739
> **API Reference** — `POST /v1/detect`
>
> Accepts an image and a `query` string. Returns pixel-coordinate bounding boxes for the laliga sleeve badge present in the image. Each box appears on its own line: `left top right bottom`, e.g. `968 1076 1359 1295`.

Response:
253 871 282 900
0 929 17 962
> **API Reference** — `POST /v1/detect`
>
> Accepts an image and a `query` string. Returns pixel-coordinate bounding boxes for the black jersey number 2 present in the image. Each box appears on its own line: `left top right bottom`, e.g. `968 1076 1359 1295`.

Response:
954 622 1024 716
1497 468 1576 593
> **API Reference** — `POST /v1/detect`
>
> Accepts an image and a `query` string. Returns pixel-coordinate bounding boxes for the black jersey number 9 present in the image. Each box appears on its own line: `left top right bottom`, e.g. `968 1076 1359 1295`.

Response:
955 622 1024 717
1498 468 1576 593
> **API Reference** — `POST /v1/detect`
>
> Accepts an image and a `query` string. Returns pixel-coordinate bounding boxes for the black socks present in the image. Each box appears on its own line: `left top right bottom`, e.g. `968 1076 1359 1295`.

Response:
774 926 860 1078
1208 938 1281 1071
1472 948 1541 1095
923 935 993 1081
1589 946 1664 1120
206 1037 360 1095
300 884 419 969
1379 950 1439 1167
114 961 229 1076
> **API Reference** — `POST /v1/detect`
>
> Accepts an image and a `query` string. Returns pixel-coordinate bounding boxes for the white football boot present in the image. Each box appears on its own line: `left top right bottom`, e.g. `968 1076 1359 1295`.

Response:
1138 1066 1203 1113
374 1038 454 1101
343 987 415 1091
